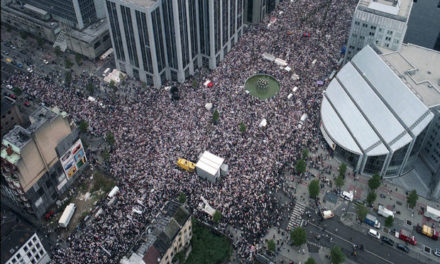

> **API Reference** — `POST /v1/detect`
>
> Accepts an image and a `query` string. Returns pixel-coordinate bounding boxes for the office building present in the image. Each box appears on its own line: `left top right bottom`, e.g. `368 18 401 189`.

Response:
1 107 87 218
404 0 440 51
344 0 413 62
105 0 244 87
321 44 440 199
1 96 27 137
1 1 112 59
1 208 51 264
120 201 192 264
244 0 279 24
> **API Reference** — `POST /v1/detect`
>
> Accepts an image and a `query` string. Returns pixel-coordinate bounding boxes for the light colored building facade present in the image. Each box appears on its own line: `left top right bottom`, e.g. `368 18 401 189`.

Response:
244 0 279 24
1 97 27 137
344 0 413 62
105 0 244 87
321 44 440 198
3 233 51 264
0 107 86 218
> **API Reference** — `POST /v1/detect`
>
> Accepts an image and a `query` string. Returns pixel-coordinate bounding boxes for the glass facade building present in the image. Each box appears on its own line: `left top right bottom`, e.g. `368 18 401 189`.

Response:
21 0 98 29
105 0 244 88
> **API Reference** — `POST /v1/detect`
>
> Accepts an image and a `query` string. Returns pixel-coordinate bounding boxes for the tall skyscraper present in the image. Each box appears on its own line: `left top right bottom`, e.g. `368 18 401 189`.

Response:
344 0 413 62
105 0 244 87
19 0 100 29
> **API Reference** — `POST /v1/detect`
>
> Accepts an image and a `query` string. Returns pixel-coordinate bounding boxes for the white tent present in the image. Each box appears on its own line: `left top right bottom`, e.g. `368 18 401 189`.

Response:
274 58 287 67
205 103 213 111
262 53 275 62
284 66 292 72
287 93 293 99
293 86 299 92
259 119 267 128
87 96 96 102
291 73 300 81
196 151 224 183
198 196 216 216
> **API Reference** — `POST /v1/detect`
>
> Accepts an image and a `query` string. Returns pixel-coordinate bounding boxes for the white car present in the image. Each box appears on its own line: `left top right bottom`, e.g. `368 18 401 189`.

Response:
43 59 49 64
368 228 381 239
27 67 33 73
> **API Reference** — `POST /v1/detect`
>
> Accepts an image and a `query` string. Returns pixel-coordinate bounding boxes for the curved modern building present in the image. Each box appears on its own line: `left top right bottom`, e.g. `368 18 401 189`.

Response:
320 45 439 178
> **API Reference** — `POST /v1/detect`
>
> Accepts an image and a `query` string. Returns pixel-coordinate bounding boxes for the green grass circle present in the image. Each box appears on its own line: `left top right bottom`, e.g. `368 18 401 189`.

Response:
245 74 280 100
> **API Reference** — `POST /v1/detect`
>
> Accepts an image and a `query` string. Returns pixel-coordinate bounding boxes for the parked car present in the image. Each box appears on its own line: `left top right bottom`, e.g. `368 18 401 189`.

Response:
24 101 31 107
434 248 440 257
381 236 394 246
6 93 17 99
396 243 409 253
368 229 380 239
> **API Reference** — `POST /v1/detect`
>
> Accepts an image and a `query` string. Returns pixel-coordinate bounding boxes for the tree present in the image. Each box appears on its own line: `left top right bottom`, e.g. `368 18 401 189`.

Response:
295 159 306 175
64 71 72 87
302 149 309 160
407 190 418 209
79 120 88 133
356 204 368 221
55 46 62 57
109 80 116 90
65 59 73 69
267 239 276 252
239 122 246 134
87 82 95 94
385 216 394 228
366 191 377 206
37 37 44 47
192 79 198 89
335 175 344 189
178 192 186 204
338 163 347 178
330 246 345 264
290 227 307 246
102 149 110 163
20 31 28 39
213 210 222 224
212 110 219 124
105 132 115 146
13 87 22 96
368 174 381 190
75 53 82 65
308 180 320 199
305 258 316 264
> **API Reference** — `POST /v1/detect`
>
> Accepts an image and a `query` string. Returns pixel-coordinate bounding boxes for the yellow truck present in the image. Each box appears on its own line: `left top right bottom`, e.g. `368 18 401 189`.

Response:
177 158 196 172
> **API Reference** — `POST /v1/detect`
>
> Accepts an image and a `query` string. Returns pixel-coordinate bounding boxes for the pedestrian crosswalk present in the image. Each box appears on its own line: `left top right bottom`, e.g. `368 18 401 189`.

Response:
287 202 306 230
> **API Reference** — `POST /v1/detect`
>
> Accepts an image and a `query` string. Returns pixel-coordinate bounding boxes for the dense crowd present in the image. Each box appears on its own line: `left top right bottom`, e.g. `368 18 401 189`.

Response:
6 0 356 263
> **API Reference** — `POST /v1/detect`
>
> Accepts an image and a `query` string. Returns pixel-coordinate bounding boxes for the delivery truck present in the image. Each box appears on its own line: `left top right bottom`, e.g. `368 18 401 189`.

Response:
322 210 334 219
416 224 439 240
59 203 76 228
365 214 381 228
378 205 394 218
424 206 440 222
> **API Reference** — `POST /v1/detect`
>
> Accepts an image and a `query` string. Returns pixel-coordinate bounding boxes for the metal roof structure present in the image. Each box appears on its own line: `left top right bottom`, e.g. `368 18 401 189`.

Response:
321 45 434 156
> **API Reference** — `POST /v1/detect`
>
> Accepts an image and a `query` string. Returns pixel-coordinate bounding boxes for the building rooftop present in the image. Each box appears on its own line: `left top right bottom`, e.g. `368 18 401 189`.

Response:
69 18 109 44
1 96 15 114
1 208 35 264
321 45 434 156
378 44 440 108
120 0 159 8
28 106 58 133
2 126 32 153
358 0 412 20
4 2 58 28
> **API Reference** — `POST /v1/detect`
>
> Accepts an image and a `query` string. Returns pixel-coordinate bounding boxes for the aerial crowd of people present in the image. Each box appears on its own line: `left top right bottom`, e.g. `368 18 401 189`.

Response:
5 0 357 263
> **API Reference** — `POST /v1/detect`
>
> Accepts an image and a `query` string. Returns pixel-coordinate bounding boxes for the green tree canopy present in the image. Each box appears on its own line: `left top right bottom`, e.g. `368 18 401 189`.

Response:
356 203 368 221
213 210 222 224
267 239 276 252
87 82 95 94
290 227 307 246
296 159 306 175
212 110 219 124
178 192 186 204
407 190 418 209
368 174 381 190
302 149 309 160
55 46 62 56
385 215 394 228
239 122 246 134
105 132 115 146
330 246 345 264
65 71 72 87
13 87 22 96
335 175 344 189
75 53 82 64
366 191 377 206
338 163 347 178
308 180 320 199
65 59 73 69
102 149 110 163
305 258 316 264
79 120 88 133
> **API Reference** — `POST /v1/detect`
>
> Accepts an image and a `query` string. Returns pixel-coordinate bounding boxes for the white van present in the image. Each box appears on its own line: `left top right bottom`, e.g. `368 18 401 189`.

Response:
368 228 380 239
341 191 354 201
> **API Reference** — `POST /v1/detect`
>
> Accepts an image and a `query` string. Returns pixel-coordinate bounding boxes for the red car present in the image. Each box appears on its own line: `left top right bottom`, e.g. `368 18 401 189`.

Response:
303 33 311 37
24 101 31 107
7 93 17 99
